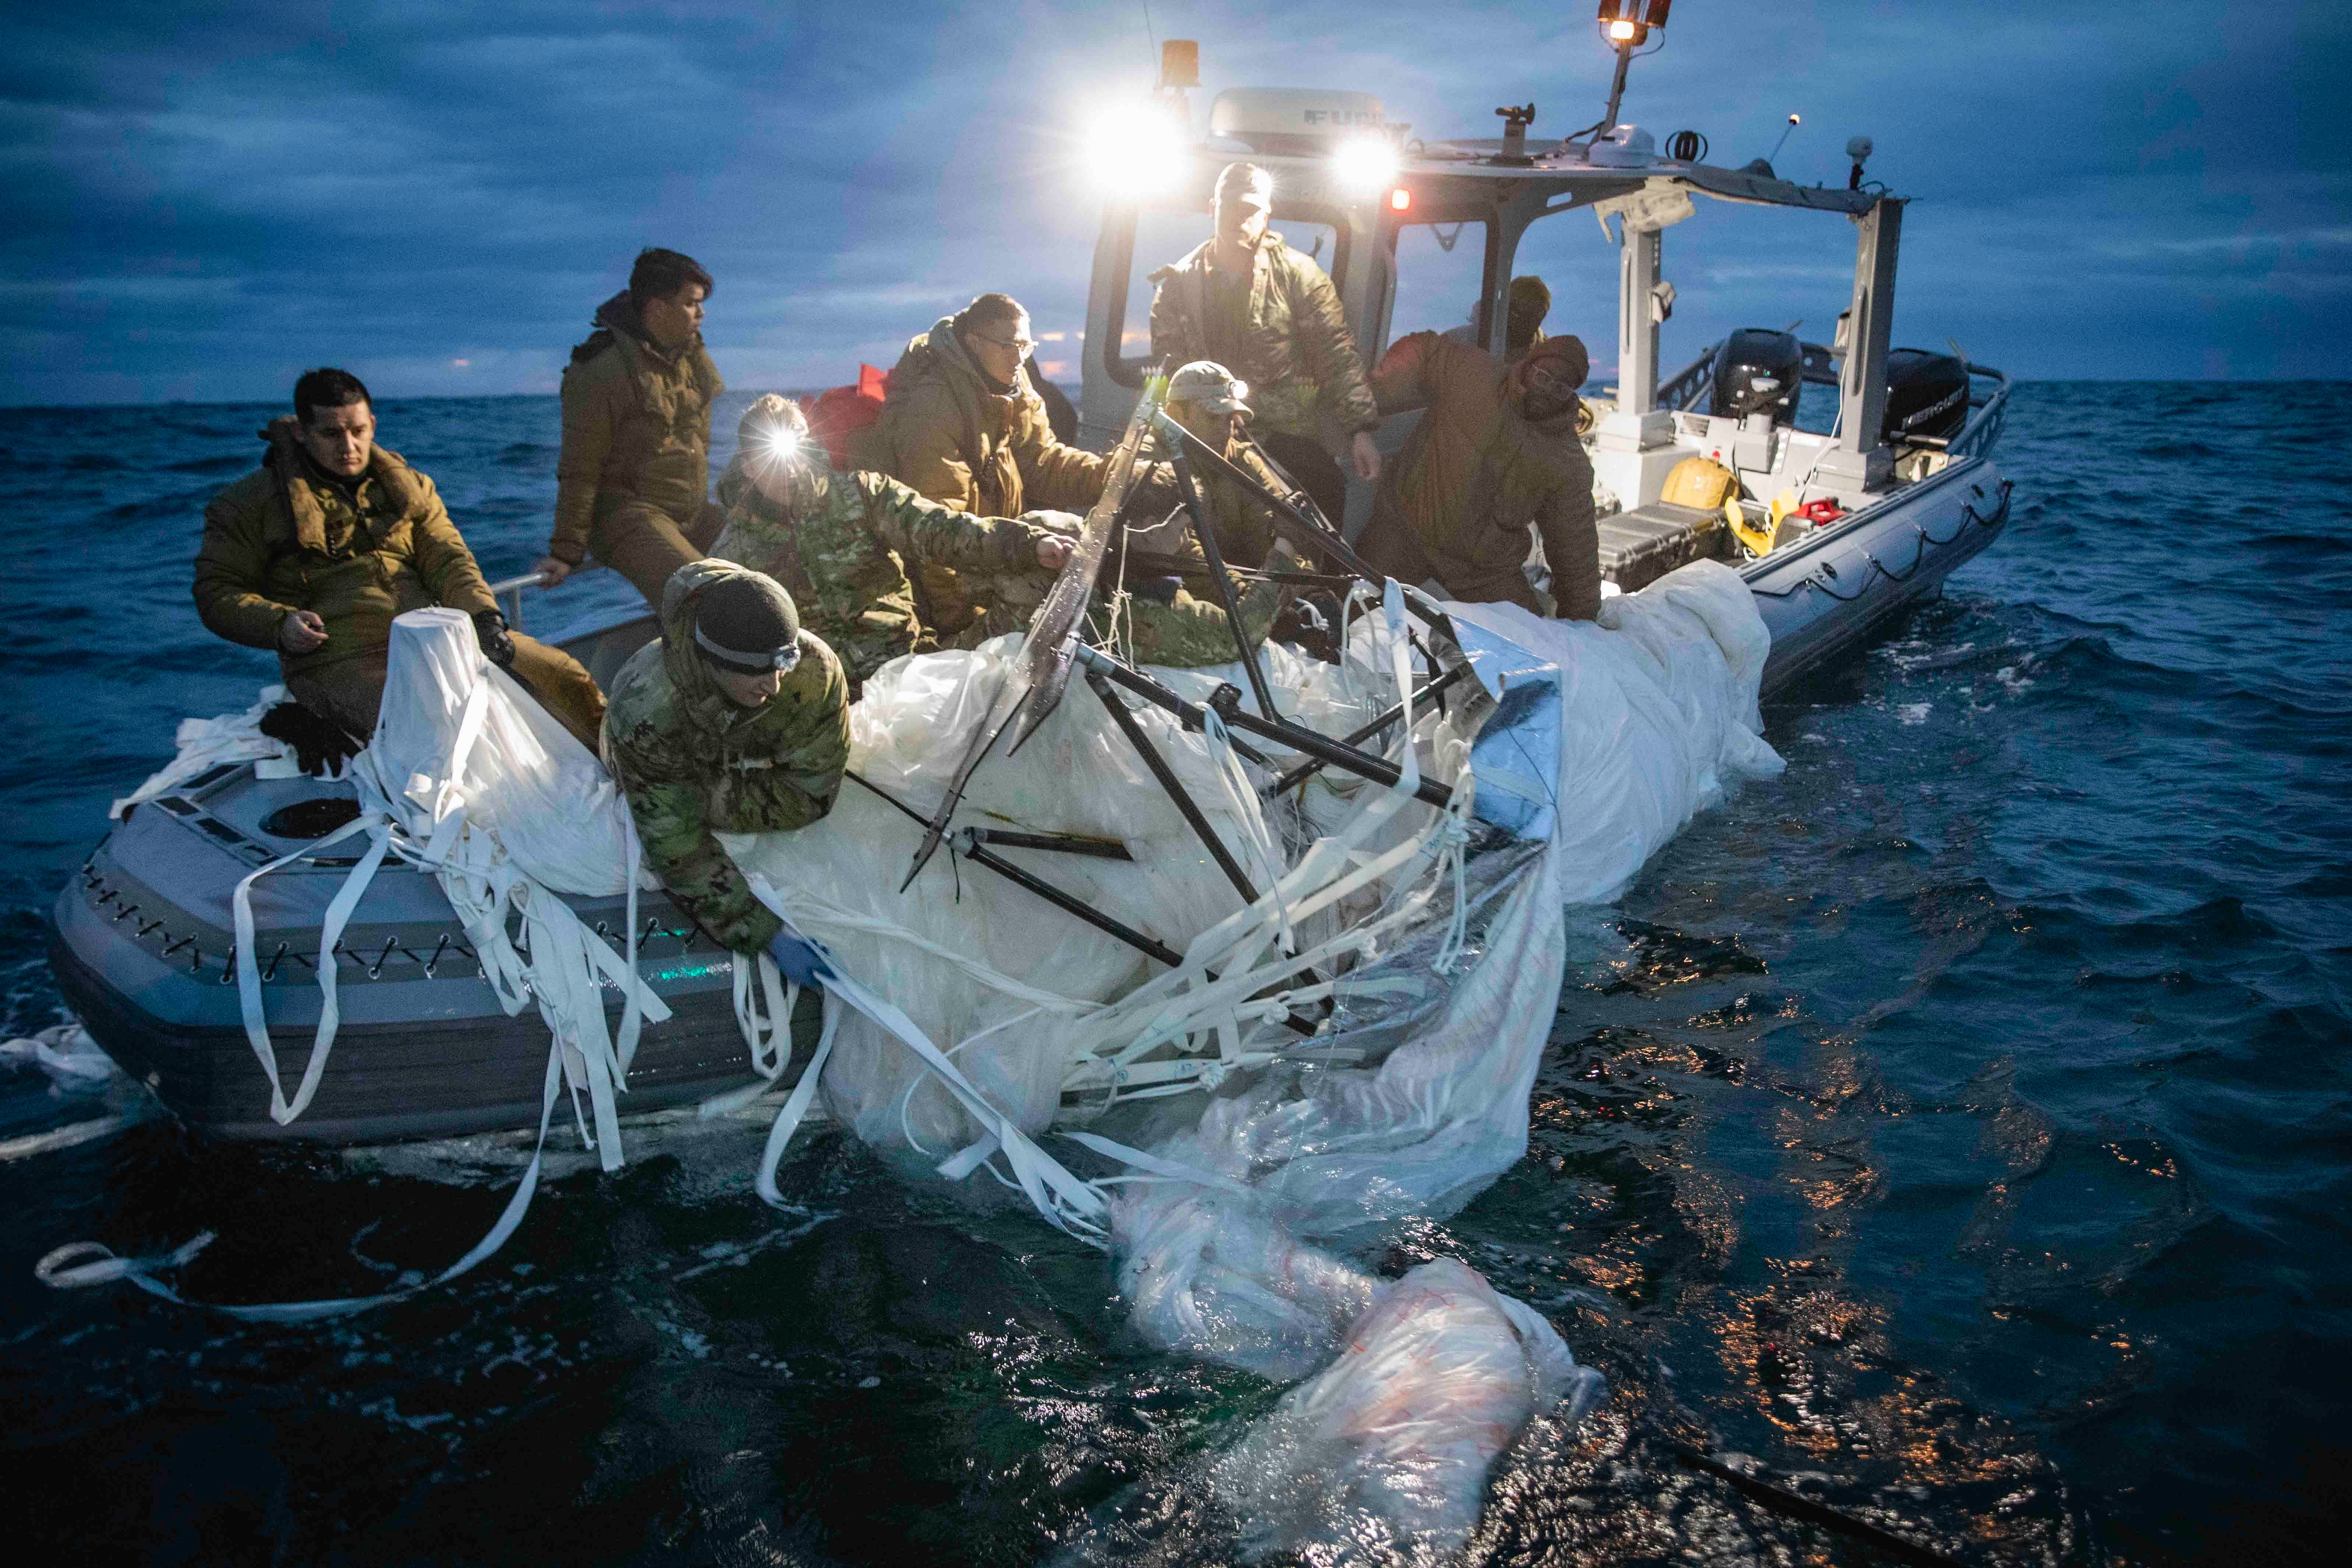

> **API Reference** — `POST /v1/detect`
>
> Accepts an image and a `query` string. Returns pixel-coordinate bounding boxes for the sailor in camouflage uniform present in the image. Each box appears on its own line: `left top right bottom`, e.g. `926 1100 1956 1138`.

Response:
711 396 1074 695
714 397 1279 693
601 559 850 958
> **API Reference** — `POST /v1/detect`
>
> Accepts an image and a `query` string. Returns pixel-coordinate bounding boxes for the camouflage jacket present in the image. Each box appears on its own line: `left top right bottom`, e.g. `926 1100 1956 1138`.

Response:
1116 575 1283 669
194 422 498 677
1141 422 1297 572
1369 330 1599 620
1149 239 1379 441
601 560 851 953
710 461 1053 695
549 292 724 564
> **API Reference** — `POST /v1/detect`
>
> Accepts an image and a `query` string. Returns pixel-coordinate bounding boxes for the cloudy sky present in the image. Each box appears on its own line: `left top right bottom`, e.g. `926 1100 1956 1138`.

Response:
3 0 2342 406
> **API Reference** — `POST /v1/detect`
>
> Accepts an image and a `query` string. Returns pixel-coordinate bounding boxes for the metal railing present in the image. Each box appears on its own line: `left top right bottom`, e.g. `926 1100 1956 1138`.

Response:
1652 344 2010 467
1656 342 1721 413
1943 364 2011 464
485 563 605 633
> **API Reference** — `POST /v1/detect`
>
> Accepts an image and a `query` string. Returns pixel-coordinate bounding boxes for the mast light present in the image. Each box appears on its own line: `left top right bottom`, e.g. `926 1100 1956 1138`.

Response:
1589 2 1671 144
1596 1 1670 47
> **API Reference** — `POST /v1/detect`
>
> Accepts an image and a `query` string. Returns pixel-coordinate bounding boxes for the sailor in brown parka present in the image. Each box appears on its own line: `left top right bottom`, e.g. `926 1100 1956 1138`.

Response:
1354 332 1602 620
533 248 727 606
870 292 1153 636
193 367 607 748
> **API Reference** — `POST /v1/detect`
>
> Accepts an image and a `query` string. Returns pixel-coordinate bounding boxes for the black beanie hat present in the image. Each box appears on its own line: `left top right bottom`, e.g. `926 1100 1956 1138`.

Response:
693 572 802 673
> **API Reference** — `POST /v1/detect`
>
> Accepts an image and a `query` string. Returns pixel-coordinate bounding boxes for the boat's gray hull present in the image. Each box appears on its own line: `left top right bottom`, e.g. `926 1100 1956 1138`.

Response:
51 762 818 1144
1747 456 2013 699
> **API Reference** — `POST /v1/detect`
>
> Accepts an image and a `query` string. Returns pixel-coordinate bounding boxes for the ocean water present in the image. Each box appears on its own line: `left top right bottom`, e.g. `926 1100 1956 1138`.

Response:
1 384 2345 1565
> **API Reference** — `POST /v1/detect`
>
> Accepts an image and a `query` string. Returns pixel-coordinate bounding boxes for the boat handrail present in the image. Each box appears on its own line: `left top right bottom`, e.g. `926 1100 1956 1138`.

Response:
1657 342 1721 413
1655 345 2010 468
484 564 606 634
1944 364 2011 464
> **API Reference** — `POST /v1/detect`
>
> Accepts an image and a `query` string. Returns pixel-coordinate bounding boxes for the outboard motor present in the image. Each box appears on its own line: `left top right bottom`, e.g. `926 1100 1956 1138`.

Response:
1881 349 1971 445
1708 329 1804 426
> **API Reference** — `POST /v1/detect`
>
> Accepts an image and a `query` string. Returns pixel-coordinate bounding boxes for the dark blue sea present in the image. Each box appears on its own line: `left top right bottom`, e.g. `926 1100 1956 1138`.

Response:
1 385 2345 1565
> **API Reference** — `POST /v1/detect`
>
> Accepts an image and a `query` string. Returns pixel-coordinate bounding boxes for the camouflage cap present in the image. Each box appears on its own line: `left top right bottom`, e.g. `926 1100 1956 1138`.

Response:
1167 360 1251 416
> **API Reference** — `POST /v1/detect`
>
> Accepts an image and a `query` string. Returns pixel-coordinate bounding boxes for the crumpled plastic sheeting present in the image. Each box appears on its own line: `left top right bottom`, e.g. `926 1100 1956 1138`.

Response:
1210 1259 1605 1564
0 1024 120 1092
1510 559 1784 906
723 638 1386 1158
363 608 645 897
1105 561 1778 1554
109 684 314 820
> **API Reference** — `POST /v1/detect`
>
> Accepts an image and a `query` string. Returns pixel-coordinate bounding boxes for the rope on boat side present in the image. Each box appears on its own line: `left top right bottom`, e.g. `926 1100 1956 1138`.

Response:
1748 480 2013 602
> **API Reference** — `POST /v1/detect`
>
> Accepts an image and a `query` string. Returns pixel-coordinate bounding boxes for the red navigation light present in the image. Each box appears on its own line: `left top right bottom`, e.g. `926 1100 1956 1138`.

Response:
1390 187 1412 212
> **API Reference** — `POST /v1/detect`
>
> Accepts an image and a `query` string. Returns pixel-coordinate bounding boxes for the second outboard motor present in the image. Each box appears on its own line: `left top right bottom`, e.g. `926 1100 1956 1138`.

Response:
1708 329 1804 426
1881 349 1971 444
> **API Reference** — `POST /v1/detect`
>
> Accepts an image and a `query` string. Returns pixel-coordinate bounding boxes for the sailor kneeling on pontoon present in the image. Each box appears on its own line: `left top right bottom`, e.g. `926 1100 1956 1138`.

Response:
601 560 850 981
193 367 608 754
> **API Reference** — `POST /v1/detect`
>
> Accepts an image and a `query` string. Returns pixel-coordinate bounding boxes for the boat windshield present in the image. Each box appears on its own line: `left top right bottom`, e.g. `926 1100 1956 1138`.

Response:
1385 218 1490 348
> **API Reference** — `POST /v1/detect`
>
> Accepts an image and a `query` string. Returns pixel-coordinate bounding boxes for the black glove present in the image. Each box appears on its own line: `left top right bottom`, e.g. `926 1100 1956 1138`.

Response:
1131 574 1183 607
472 609 517 668
258 701 365 776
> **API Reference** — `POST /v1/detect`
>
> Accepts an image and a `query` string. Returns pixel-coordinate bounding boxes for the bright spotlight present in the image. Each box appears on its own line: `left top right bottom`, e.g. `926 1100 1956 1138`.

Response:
1330 134 1399 195
1608 19 1638 40
1086 101 1189 199
762 425 802 463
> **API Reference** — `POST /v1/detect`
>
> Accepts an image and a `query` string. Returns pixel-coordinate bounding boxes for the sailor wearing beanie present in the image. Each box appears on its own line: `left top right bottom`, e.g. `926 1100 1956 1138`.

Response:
602 559 851 965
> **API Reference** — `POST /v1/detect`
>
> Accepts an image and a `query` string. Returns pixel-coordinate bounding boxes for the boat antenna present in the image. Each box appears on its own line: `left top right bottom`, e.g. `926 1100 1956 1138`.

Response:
1563 2 1672 149
1767 112 1802 165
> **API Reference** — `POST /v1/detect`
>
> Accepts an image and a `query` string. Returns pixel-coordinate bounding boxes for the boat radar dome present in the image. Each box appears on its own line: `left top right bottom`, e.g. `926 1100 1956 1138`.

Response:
1207 88 1384 158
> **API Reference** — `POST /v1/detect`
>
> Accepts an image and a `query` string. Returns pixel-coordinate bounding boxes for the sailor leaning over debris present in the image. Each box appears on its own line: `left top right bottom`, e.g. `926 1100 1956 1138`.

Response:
1355 331 1603 620
535 248 728 606
192 366 608 750
601 561 849 979
1148 161 1381 531
870 291 1172 637
712 397 1075 697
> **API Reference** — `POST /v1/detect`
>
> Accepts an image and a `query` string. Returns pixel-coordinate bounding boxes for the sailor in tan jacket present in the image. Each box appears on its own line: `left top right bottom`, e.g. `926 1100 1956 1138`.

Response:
194 368 606 748
1355 333 1602 620
871 293 1133 634
1148 162 1382 531
534 249 727 606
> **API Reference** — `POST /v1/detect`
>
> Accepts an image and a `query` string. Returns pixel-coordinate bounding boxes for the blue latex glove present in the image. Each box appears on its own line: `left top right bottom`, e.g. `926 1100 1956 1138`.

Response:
765 927 832 987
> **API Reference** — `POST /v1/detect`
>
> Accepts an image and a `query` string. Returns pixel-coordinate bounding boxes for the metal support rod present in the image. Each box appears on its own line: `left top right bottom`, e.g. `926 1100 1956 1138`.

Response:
845 770 1314 1035
1263 661 1474 799
962 838 1186 968
1151 415 1365 577
850 771 1177 963
1077 646 1455 811
1080 652 1272 765
1086 670 1263 907
1163 426 1281 724
967 827 1132 861
1597 41 1634 140
1085 646 1456 809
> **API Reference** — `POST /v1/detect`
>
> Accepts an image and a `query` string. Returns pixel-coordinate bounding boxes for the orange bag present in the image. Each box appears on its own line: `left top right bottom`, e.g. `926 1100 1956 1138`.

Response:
799 363 890 470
